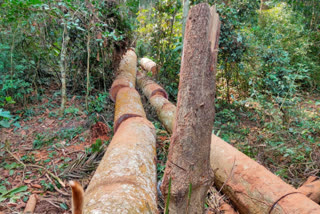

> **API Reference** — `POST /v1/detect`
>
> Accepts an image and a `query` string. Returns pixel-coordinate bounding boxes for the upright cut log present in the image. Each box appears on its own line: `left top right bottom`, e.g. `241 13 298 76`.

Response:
114 87 146 132
210 134 320 214
109 49 137 101
84 117 157 213
161 4 220 213
140 57 158 76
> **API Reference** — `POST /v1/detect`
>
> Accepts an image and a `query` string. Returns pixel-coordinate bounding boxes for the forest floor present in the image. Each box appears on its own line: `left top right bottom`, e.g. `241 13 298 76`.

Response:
0 90 319 213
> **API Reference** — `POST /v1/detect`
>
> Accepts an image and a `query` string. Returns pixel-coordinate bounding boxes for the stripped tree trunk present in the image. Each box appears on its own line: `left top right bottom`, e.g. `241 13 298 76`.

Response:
59 23 70 115
161 4 220 213
83 49 157 213
211 135 320 214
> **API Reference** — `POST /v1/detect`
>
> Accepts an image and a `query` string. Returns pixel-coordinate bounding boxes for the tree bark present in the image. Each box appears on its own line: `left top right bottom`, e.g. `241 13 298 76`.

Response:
161 4 220 213
85 33 91 111
114 87 146 133
84 117 157 213
137 71 168 99
182 0 190 44
109 49 137 101
137 71 175 133
210 134 320 214
59 23 70 115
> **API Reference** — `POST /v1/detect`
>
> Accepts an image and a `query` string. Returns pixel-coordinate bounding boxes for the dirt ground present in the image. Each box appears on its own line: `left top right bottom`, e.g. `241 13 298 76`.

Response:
0 93 112 213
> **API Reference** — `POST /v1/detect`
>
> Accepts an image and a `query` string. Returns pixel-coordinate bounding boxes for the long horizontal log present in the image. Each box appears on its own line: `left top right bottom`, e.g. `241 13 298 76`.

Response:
110 49 137 101
137 71 168 99
137 71 175 133
137 70 320 213
83 117 157 213
114 87 146 132
210 134 320 214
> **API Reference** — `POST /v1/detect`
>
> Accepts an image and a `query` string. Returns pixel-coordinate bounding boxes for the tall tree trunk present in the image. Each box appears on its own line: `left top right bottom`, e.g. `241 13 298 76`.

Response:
59 23 70 115
161 4 220 214
182 0 189 43
85 33 91 111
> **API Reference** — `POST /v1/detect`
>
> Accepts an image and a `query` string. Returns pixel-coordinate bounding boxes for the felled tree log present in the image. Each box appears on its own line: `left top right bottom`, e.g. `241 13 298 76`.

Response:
137 71 168 99
138 69 320 214
210 134 320 214
110 49 137 101
139 74 320 213
140 57 158 76
83 117 157 213
136 71 175 133
149 95 176 133
114 87 146 132
161 3 220 213
297 176 320 204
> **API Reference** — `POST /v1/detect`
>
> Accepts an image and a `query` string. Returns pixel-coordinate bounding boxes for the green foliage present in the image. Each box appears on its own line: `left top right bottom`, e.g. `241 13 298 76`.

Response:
0 0 136 108
136 0 182 99
88 92 109 113
0 185 28 203
33 126 84 148
85 138 108 154
242 3 313 123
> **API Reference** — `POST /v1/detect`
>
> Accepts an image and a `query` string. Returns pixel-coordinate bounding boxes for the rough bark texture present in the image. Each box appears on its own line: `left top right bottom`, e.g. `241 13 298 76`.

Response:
140 57 158 76
114 87 146 132
83 117 157 213
109 49 137 101
297 176 320 204
210 134 320 214
161 4 220 213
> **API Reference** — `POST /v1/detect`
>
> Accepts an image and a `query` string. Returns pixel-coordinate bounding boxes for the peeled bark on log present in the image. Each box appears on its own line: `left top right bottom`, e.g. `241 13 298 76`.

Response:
298 176 320 204
137 71 168 99
139 69 320 213
24 194 38 214
83 117 157 213
161 3 219 213
136 71 175 133
114 87 146 133
140 57 158 76
210 134 320 214
110 49 137 101
149 95 176 133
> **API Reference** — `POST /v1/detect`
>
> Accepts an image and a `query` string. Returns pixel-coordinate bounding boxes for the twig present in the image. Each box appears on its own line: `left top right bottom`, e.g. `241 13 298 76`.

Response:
5 140 65 188
45 174 70 196
41 199 61 209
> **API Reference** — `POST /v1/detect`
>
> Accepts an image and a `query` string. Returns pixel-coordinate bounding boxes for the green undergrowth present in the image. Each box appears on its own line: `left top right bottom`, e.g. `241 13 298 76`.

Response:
213 97 320 186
